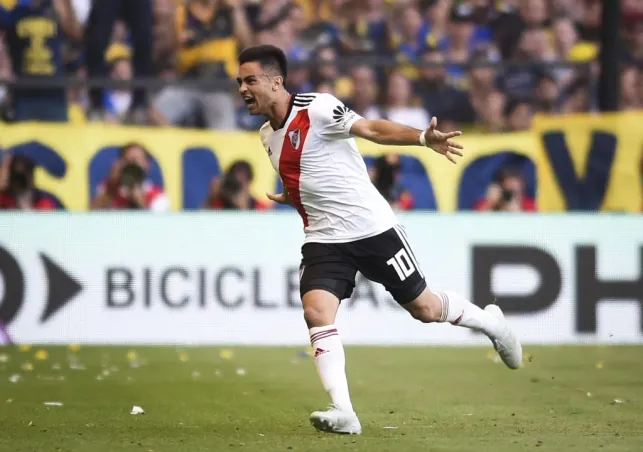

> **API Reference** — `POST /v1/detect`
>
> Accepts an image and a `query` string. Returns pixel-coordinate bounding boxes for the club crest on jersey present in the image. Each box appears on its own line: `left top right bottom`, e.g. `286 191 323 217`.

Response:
288 128 301 150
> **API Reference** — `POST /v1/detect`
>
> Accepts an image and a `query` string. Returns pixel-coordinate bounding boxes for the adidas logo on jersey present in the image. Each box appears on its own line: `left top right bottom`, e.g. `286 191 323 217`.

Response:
288 128 301 150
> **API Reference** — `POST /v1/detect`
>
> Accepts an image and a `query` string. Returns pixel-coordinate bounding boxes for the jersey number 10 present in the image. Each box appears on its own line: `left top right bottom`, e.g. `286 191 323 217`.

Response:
387 249 416 281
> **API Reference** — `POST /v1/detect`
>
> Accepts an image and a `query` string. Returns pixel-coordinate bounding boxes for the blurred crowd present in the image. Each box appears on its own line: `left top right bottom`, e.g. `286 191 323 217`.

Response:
0 0 642 131
1 0 643 213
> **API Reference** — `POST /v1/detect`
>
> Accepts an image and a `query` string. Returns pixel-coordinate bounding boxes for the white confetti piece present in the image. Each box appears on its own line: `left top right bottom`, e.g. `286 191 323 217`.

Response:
191 371 201 378
236 368 246 376
52 363 61 371
130 405 145 415
28 421 33 426
9 374 21 383
214 370 221 377
6 399 12 404
96 375 104 381
69 363 86 371
0 354 9 363
382 426 398 429
44 402 63 407
613 399 625 404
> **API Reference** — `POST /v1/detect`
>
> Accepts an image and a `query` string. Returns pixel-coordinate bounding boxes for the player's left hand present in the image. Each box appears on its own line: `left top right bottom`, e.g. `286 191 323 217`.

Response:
266 192 293 206
424 117 464 164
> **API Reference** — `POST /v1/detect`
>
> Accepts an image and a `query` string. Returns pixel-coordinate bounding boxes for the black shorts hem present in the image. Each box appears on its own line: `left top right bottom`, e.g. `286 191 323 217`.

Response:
300 284 345 301
394 278 428 305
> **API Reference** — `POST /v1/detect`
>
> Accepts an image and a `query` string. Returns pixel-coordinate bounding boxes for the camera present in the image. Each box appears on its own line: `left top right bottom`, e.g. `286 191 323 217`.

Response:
501 188 515 202
8 155 35 194
118 163 145 188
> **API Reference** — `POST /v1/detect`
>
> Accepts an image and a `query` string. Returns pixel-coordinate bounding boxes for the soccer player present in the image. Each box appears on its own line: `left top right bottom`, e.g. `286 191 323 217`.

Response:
236 45 522 435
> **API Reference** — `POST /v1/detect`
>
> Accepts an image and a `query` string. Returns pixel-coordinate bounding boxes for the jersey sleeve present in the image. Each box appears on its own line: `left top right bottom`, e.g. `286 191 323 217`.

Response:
308 93 363 140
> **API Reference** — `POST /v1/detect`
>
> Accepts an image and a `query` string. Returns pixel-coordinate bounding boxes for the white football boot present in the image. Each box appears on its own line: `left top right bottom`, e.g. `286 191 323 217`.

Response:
310 404 362 435
484 304 523 369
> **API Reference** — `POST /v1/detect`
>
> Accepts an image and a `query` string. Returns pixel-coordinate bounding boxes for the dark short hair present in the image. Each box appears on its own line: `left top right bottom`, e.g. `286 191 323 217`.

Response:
228 159 254 181
238 45 288 80
504 99 532 117
10 154 35 175
120 142 150 160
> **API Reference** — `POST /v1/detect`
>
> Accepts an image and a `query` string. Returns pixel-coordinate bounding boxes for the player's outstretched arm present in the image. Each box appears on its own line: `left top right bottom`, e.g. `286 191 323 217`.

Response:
350 116 464 164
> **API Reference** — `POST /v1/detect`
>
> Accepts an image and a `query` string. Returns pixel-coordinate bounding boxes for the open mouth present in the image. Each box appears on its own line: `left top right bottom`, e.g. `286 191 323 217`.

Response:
243 97 256 108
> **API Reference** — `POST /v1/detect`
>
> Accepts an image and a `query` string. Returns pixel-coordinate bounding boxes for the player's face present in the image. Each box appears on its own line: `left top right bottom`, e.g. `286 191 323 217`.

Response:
237 62 274 116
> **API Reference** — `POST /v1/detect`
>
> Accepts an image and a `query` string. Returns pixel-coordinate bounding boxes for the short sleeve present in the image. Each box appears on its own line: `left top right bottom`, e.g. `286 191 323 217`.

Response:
308 93 363 140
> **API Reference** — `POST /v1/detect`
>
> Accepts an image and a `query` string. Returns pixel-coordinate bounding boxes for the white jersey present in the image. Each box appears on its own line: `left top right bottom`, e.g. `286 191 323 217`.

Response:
259 92 398 244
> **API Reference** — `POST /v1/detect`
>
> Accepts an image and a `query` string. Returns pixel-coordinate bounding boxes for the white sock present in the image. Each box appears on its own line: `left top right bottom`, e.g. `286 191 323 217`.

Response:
434 290 502 337
309 325 354 412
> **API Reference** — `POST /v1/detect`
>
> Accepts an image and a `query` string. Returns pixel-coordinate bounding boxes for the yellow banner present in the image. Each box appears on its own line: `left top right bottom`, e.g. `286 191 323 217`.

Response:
0 112 641 212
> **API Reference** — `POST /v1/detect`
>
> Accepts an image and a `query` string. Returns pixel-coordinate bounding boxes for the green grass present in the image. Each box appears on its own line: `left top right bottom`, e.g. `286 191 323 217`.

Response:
0 345 642 452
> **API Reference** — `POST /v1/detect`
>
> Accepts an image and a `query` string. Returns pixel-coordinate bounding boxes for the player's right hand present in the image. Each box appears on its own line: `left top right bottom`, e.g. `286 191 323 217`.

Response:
266 192 293 206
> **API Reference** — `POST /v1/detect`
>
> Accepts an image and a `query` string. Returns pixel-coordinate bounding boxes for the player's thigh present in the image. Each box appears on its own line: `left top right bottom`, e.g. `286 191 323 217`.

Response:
355 225 427 305
300 242 358 327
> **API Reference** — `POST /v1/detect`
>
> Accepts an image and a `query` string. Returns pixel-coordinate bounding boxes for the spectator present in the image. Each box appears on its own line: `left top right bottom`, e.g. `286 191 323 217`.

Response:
534 72 559 114
505 99 534 132
369 154 414 211
500 25 552 101
345 64 381 120
419 0 451 50
309 46 351 98
474 169 536 212
624 21 643 64
91 142 169 211
1 0 82 122
393 3 427 70
154 0 252 129
382 70 430 130
560 75 593 114
0 155 57 210
204 160 269 210
0 38 10 118
476 90 506 133
103 46 133 123
284 49 313 95
84 0 154 124
620 64 640 111
152 0 179 76
492 0 548 59
415 48 472 130
443 2 491 88
256 1 303 57
336 0 390 57
315 80 335 95
576 0 602 42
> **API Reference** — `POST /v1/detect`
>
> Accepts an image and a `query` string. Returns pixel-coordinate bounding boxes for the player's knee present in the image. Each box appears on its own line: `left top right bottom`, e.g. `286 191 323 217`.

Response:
303 304 332 328
407 298 441 323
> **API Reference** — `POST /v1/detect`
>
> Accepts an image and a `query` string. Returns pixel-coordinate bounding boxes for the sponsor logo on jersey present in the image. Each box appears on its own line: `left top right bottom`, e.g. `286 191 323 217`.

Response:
288 129 301 150
332 105 356 130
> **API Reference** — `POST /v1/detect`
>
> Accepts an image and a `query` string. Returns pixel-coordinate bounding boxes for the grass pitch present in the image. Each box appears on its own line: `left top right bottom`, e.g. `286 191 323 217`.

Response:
0 345 641 452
